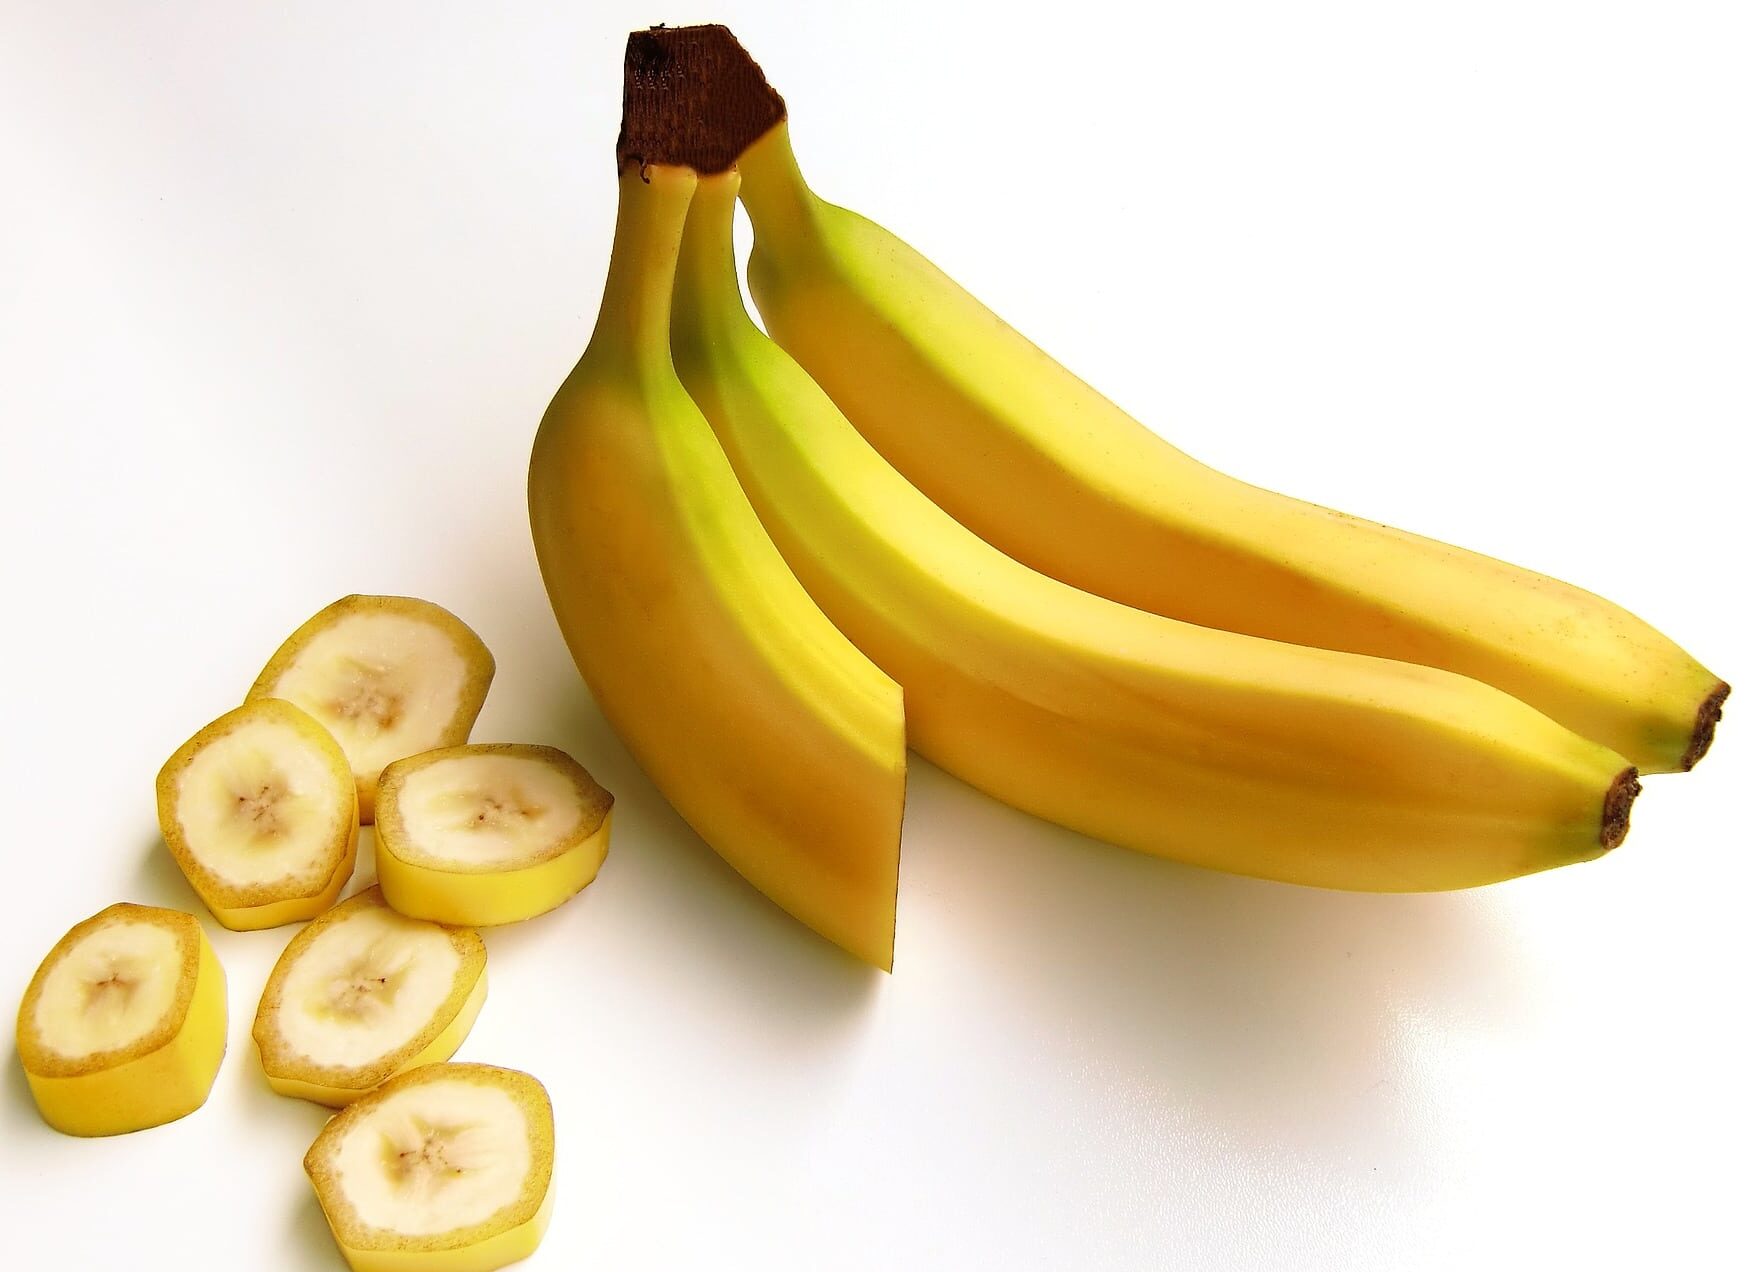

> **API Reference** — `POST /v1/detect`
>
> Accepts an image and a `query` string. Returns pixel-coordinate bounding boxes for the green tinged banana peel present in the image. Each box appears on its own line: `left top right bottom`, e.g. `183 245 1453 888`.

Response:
529 113 905 967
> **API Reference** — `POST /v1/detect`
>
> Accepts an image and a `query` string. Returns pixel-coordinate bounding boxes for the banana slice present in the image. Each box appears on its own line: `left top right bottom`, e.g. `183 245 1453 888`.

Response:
253 887 486 1107
305 1062 555 1272
17 903 227 1136
375 744 612 928
249 595 495 822
157 698 359 931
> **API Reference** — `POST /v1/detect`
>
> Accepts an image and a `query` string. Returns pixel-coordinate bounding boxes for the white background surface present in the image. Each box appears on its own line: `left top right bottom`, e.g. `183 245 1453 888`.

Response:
2 2 1742 1268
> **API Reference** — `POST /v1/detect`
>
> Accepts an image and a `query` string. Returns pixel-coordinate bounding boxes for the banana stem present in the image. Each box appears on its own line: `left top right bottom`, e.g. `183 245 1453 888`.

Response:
673 172 756 350
736 122 819 238
584 165 698 373
616 25 786 177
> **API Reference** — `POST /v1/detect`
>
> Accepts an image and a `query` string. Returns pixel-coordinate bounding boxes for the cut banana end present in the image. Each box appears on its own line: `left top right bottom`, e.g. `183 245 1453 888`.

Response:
253 887 486 1107
375 744 613 927
157 698 359 931
249 595 495 823
16 904 227 1137
305 1062 555 1272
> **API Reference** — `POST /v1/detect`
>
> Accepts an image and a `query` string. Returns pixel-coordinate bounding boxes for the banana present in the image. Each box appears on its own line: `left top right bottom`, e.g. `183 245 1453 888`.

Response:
671 168 1642 892
17 903 227 1136
527 155 906 967
252 886 486 1107
734 116 1727 775
304 1062 554 1272
250 595 496 822
157 697 359 930
375 743 613 928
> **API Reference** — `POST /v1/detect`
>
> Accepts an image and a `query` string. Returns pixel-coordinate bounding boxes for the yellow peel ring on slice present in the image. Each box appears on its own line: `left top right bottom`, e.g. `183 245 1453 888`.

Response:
17 904 227 1137
305 1062 555 1272
252 887 485 1107
375 744 613 927
157 698 360 931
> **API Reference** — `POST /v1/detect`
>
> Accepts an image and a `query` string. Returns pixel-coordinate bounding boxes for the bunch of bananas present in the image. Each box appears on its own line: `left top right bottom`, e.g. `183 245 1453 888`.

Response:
529 25 1726 969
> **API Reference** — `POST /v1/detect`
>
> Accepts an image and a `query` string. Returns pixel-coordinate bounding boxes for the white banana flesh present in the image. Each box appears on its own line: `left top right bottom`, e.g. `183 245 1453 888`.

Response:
31 918 183 1060
250 595 495 821
390 750 587 868
276 911 461 1067
253 887 485 1106
157 697 358 928
335 1081 531 1234
174 717 340 885
304 1063 555 1272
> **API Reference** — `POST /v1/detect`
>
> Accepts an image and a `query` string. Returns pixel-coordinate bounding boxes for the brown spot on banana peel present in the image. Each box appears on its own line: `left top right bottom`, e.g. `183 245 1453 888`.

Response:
1600 767 1641 850
1682 681 1729 771
616 24 787 176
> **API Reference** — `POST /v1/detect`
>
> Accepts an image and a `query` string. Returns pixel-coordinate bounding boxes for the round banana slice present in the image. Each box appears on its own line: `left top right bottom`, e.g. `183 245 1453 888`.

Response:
253 886 486 1107
17 903 227 1137
375 744 613 927
305 1062 555 1272
157 698 359 931
249 595 495 823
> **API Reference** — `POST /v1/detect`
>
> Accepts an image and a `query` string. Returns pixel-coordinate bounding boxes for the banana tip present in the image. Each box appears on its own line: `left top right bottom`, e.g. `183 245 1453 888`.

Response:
1681 681 1730 771
1601 767 1641 850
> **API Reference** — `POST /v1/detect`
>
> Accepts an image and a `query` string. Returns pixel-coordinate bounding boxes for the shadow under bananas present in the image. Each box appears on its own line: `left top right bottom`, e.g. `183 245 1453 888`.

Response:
5 1042 39 1131
287 1189 340 1265
469 538 883 1052
462 535 1536 1176
515 679 881 1018
897 756 1541 1159
131 829 203 912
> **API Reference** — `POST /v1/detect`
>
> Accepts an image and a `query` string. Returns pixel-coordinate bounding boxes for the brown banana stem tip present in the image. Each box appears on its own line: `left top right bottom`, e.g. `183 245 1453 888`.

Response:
616 24 787 176
1601 767 1641 850
1681 681 1729 771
